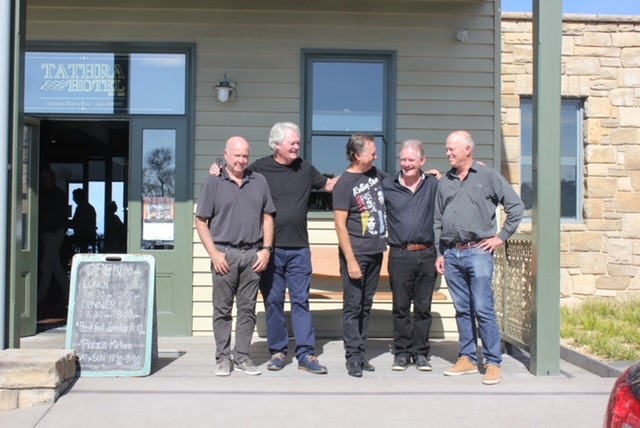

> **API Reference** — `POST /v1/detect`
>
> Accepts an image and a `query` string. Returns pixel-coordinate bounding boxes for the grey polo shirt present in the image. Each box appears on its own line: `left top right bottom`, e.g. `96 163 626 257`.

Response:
196 168 276 246
434 161 524 256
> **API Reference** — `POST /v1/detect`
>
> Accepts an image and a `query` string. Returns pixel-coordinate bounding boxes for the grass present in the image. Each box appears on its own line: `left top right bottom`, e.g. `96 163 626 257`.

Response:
560 298 640 362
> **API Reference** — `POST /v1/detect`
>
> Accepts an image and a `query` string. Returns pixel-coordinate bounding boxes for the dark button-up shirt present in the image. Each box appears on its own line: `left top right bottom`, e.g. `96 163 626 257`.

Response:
434 162 524 256
383 172 438 247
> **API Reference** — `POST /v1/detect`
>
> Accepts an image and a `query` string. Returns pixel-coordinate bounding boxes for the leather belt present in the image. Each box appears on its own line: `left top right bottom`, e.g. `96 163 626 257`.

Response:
392 243 433 251
451 241 481 250
217 242 260 251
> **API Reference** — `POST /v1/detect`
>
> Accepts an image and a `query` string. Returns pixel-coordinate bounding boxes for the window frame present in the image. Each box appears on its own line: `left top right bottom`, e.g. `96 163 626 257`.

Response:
301 49 396 176
520 96 584 223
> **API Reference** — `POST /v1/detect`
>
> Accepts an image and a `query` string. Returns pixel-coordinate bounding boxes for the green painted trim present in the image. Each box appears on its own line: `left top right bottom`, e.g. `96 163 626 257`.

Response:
530 0 562 376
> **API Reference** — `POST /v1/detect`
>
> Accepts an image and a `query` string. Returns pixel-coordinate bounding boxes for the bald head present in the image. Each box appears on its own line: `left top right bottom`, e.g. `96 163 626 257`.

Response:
445 130 475 172
224 136 250 179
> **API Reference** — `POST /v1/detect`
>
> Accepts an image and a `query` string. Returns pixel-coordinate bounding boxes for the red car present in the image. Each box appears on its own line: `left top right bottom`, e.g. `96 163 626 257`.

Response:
604 362 640 428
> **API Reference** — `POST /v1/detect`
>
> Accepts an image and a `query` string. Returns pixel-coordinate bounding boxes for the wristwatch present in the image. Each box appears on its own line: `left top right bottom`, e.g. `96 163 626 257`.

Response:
260 246 274 254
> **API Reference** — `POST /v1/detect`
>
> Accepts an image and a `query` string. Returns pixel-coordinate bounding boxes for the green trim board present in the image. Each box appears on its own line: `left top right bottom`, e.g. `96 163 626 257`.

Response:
65 254 156 377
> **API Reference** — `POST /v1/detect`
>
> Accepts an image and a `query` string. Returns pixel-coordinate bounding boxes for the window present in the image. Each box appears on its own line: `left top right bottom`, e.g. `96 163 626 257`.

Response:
302 51 395 209
520 98 583 220
25 52 186 115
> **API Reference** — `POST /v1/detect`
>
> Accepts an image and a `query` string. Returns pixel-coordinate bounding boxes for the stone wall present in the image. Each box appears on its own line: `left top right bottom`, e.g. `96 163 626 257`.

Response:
501 13 640 304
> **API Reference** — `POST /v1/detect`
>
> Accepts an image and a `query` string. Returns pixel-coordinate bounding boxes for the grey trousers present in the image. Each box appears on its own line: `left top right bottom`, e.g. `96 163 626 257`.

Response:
212 247 260 363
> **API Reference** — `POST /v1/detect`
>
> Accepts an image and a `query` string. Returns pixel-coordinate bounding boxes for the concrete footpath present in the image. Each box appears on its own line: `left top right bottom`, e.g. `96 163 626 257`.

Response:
1 327 619 428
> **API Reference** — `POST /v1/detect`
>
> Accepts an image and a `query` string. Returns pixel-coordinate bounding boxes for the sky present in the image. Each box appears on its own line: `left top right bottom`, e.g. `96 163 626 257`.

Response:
502 0 640 15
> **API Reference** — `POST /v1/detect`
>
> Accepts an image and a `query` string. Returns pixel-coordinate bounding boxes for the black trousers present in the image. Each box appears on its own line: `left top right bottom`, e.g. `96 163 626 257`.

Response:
388 246 437 357
339 252 383 363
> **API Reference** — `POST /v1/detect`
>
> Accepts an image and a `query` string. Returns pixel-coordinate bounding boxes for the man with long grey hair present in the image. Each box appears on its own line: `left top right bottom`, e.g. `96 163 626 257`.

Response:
210 122 337 374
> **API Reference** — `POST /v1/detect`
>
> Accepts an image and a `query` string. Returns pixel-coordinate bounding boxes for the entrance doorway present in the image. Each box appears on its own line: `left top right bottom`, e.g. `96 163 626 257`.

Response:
37 119 129 322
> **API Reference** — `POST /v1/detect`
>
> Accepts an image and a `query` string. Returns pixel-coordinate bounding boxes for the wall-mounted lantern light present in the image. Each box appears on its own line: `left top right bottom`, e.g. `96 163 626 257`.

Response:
213 74 235 103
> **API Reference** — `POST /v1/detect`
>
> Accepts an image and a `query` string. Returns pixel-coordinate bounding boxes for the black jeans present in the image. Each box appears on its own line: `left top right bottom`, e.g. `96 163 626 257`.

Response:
388 246 437 358
339 251 383 363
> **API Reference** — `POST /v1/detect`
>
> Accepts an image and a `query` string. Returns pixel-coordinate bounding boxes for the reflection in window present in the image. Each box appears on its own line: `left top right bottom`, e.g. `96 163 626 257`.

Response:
24 51 186 115
520 98 583 220
129 54 186 114
142 129 176 249
20 125 34 250
304 51 394 210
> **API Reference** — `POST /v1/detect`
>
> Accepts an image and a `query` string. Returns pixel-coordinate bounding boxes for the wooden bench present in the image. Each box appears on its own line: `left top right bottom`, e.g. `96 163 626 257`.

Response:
310 246 447 302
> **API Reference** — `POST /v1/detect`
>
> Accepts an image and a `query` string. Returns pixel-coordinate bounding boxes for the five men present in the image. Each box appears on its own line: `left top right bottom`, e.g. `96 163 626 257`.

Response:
200 128 523 383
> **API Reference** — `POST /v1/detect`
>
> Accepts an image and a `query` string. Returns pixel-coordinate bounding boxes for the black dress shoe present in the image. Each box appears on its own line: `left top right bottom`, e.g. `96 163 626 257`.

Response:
346 361 363 377
362 360 375 372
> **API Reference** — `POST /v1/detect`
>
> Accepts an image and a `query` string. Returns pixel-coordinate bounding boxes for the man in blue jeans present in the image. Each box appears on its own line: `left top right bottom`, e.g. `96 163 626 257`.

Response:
210 122 337 374
434 130 523 385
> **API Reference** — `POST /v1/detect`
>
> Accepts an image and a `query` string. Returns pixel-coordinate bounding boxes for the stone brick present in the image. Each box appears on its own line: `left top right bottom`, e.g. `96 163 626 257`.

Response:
608 264 638 277
619 69 640 87
585 219 620 232
565 56 600 75
573 46 620 58
583 198 603 219
572 274 596 295
630 275 640 290
607 239 634 264
0 389 18 411
560 269 572 297
561 252 582 268
581 32 612 47
610 88 635 107
585 177 617 198
631 171 640 191
580 253 607 274
560 233 570 251
616 191 640 213
600 57 622 67
621 48 640 67
570 232 604 252
625 146 640 170
586 97 612 118
622 214 640 239
596 275 631 290
585 163 608 176
612 32 640 47
18 389 58 408
619 108 640 127
619 177 633 192
586 145 617 163
609 128 638 145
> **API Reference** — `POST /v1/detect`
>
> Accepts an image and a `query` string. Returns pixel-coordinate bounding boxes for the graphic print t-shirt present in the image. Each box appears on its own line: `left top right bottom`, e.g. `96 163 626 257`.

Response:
332 167 387 255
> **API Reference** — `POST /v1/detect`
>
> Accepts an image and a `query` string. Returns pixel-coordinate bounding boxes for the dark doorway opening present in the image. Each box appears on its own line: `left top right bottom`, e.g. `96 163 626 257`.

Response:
37 120 129 323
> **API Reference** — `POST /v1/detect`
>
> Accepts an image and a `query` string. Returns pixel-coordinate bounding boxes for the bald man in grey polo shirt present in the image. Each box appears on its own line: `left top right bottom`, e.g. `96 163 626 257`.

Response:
195 136 276 377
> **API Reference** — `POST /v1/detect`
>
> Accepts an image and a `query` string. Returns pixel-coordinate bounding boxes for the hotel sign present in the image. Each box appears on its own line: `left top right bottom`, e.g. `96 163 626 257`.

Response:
25 52 128 114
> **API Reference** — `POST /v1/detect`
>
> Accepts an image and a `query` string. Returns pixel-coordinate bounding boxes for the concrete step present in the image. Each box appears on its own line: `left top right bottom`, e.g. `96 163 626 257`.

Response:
0 349 76 411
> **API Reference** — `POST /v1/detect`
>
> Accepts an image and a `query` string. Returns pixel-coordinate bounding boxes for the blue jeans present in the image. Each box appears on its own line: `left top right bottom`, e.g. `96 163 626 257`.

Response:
260 247 316 361
444 247 502 366
339 252 383 364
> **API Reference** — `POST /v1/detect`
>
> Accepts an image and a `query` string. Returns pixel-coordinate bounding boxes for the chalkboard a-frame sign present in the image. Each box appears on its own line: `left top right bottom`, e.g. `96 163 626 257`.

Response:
66 254 156 377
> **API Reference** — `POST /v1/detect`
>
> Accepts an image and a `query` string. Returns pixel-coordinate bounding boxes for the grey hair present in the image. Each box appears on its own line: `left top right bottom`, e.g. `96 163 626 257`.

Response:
346 133 375 162
268 122 300 152
399 139 425 158
448 130 475 149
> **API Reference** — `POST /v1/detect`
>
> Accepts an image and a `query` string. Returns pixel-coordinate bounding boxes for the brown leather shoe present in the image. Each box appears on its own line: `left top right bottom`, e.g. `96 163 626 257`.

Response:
443 356 478 376
482 364 502 385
